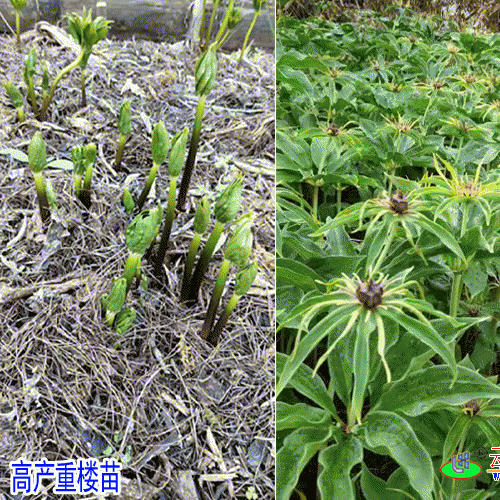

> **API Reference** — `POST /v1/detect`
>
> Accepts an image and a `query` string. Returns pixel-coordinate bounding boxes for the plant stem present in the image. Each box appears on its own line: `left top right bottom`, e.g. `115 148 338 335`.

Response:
336 185 342 215
200 259 231 339
114 133 128 172
80 165 93 209
74 175 82 197
312 185 319 221
450 272 463 318
204 0 221 50
26 79 38 117
199 0 207 45
32 172 50 224
153 178 177 277
185 221 225 305
177 97 206 211
180 232 203 302
16 107 25 122
39 54 83 121
372 221 396 275
207 293 239 345
213 0 234 46
136 163 159 211
15 11 20 46
80 69 87 107
236 9 260 68
123 253 141 292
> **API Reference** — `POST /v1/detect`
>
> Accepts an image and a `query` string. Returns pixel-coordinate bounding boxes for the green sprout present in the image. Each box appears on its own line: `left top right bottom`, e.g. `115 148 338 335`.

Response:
8 0 27 46
123 204 163 291
2 82 25 122
176 43 218 211
45 179 57 211
66 7 112 107
183 174 243 305
114 100 131 172
180 196 211 302
122 188 134 215
237 0 270 68
41 68 49 102
72 143 96 209
200 214 253 340
136 121 170 211
103 278 127 327
115 308 136 335
207 260 257 346
39 8 111 120
28 132 50 224
24 49 38 116
153 127 189 277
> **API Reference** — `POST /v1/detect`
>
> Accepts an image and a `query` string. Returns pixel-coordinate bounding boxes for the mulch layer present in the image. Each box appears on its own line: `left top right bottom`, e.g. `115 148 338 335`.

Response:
0 22 275 500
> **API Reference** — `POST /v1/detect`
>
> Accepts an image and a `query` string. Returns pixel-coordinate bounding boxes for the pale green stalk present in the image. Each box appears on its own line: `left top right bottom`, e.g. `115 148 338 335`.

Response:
81 163 93 209
200 259 231 339
208 293 239 344
153 177 177 276
136 162 159 211
203 0 221 50
80 69 87 107
15 11 20 45
114 134 128 172
32 172 50 224
180 232 203 300
39 52 84 121
185 221 225 304
123 253 141 292
177 98 206 210
450 272 463 318
236 8 260 68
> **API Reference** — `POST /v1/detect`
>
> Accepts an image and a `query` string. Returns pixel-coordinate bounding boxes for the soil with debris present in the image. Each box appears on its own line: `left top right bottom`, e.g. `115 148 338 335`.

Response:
0 21 274 500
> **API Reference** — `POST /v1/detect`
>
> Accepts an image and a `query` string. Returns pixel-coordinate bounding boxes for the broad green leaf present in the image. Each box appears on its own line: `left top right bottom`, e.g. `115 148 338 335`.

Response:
276 258 324 291
276 402 332 431
276 427 331 500
317 438 363 500
375 365 500 416
474 416 500 446
0 148 29 163
47 159 74 171
276 305 358 397
276 352 339 419
412 213 466 263
379 307 457 381
365 411 434 500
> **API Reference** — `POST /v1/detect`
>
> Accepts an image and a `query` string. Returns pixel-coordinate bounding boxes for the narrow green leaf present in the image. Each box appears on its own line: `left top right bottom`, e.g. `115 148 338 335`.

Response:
351 320 371 424
276 352 339 419
442 414 472 464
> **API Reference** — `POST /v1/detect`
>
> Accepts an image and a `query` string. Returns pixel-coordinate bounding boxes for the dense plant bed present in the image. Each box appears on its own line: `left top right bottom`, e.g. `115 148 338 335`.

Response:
277 7 500 500
0 15 275 500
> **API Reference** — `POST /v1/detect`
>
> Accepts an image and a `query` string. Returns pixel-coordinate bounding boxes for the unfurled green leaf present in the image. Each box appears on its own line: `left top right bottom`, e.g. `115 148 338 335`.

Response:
375 365 500 416
317 439 363 500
